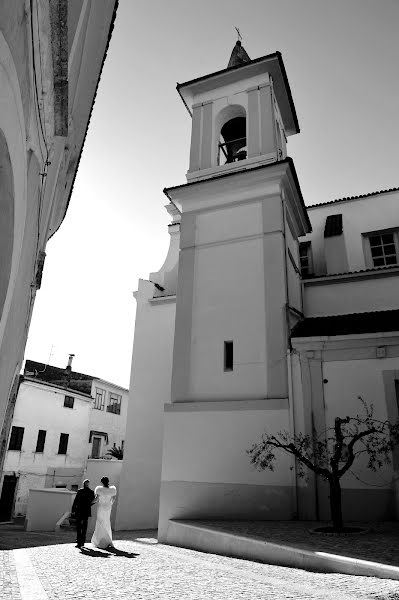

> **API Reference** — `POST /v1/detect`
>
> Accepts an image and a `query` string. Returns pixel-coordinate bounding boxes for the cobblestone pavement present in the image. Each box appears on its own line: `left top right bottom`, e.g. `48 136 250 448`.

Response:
1 529 399 600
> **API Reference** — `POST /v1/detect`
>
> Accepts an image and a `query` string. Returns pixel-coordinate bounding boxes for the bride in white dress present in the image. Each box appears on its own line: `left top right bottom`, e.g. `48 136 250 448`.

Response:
91 477 117 549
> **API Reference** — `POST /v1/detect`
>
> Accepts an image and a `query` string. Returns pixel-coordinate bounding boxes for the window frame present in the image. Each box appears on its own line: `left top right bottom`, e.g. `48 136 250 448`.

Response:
8 426 24 451
299 241 313 278
362 228 399 269
91 436 102 458
63 395 74 409
106 392 122 415
58 433 69 455
94 387 106 410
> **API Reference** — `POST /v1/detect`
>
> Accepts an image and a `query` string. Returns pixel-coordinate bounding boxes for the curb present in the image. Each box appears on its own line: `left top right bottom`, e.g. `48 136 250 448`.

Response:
164 520 399 581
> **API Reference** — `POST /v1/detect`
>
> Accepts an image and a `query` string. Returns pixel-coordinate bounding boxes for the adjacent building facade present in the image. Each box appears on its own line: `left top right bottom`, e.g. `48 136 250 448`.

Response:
0 359 128 520
116 41 399 538
0 0 119 479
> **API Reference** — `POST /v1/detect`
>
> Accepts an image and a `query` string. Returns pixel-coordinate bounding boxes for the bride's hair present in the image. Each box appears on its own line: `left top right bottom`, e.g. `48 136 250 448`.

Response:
101 476 109 487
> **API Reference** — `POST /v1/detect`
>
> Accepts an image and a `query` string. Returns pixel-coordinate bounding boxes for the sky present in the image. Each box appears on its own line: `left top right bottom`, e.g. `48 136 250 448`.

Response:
24 0 399 389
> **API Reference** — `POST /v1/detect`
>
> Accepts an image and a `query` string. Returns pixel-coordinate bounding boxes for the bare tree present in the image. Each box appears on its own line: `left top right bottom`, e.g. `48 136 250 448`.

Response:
247 398 399 531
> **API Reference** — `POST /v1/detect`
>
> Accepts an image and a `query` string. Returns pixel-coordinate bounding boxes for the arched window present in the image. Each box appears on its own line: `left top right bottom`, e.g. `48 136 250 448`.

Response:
216 105 247 166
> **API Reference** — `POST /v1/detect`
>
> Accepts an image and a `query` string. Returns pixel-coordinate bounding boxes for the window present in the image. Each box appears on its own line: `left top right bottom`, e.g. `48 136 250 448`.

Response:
299 242 313 277
35 430 46 453
94 388 106 410
224 341 234 372
365 231 398 268
218 117 247 165
107 393 122 415
64 395 74 409
8 426 24 451
58 433 69 455
91 436 101 458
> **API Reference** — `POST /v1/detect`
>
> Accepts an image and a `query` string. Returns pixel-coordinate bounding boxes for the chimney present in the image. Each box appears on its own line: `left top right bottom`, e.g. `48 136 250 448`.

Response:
64 353 75 387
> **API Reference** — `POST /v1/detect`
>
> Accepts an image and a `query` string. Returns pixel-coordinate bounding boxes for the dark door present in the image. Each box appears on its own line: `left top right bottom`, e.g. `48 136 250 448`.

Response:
0 475 17 521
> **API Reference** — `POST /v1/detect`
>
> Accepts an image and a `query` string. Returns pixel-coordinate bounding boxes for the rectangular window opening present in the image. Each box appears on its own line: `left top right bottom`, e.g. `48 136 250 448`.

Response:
224 341 234 372
107 392 122 415
35 429 46 453
299 242 313 278
58 433 69 455
8 426 24 451
94 388 106 410
64 395 74 409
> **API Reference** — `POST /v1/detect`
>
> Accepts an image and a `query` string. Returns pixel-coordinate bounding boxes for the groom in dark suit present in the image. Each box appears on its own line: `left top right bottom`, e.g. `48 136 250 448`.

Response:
71 479 95 548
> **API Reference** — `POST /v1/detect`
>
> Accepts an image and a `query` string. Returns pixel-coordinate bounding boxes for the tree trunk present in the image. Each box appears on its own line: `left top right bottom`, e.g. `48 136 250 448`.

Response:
329 477 343 530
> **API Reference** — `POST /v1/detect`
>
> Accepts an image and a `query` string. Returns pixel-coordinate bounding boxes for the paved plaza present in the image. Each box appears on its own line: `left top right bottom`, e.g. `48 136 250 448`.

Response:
1 529 399 600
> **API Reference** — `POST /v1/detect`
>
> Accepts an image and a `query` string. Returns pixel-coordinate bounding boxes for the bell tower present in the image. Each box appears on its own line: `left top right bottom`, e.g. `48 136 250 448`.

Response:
159 43 311 539
181 41 298 183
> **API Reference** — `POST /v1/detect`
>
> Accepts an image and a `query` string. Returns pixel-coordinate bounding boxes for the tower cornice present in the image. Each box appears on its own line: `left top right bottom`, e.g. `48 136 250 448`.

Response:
177 51 299 136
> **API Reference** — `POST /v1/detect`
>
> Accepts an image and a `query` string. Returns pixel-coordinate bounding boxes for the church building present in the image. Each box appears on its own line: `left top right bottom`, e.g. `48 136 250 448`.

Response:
115 41 399 540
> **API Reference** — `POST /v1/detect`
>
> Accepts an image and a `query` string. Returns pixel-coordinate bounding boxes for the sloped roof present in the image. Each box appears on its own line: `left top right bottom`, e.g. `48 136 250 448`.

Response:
291 309 399 338
24 359 94 395
308 187 399 209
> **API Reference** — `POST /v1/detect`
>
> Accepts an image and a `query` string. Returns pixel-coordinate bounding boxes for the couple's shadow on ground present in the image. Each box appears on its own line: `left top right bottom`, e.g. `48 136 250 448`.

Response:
80 546 138 559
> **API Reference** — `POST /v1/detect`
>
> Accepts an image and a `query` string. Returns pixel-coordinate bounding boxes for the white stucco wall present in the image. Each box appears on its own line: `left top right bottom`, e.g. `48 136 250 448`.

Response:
3 380 91 515
304 274 399 317
303 190 399 276
322 357 399 492
25 488 75 532
115 282 177 530
161 404 292 485
88 379 128 458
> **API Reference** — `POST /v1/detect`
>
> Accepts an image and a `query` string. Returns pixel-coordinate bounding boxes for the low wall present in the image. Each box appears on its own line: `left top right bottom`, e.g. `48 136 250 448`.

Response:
84 459 123 529
25 488 75 531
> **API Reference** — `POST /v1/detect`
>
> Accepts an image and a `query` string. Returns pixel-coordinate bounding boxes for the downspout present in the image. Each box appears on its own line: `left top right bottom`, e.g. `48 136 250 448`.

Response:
281 195 298 519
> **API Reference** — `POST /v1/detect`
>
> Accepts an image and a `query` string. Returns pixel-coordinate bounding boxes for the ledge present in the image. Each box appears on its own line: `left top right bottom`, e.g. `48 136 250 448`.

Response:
149 295 176 305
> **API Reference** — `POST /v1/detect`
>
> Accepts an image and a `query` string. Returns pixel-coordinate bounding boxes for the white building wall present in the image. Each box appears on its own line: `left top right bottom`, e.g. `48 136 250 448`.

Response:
159 401 293 540
304 275 399 317
115 281 176 530
302 190 399 276
322 356 399 519
2 380 91 515
88 379 129 459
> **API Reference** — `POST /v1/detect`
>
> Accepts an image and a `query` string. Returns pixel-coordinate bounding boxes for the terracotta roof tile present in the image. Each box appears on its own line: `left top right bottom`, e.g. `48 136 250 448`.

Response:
307 187 399 209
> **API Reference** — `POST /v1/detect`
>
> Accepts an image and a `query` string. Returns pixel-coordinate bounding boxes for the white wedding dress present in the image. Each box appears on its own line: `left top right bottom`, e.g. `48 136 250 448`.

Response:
91 485 117 549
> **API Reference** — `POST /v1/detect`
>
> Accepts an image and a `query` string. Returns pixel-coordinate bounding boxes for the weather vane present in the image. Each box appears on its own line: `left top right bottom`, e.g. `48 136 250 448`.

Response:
235 26 242 41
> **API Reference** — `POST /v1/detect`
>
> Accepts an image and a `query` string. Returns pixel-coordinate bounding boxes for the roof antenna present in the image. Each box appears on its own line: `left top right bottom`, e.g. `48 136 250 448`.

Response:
235 26 242 42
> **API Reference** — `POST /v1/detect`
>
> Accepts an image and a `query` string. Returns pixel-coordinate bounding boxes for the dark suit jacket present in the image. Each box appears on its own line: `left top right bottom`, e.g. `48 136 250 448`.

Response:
72 487 95 518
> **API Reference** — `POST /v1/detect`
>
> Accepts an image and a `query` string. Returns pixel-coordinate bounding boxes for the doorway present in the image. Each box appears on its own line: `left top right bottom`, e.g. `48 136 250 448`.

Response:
0 475 17 521
91 436 101 458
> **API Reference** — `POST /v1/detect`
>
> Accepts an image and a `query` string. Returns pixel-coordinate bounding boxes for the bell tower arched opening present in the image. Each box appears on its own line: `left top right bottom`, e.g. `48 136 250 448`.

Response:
219 116 247 165
216 104 247 166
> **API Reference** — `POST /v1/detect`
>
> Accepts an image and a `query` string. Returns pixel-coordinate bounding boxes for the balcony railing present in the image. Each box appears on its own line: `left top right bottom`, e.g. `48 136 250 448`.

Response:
218 137 247 165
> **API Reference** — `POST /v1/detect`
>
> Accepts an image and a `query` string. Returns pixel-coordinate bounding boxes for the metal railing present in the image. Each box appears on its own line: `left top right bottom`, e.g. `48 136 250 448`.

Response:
218 137 247 164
